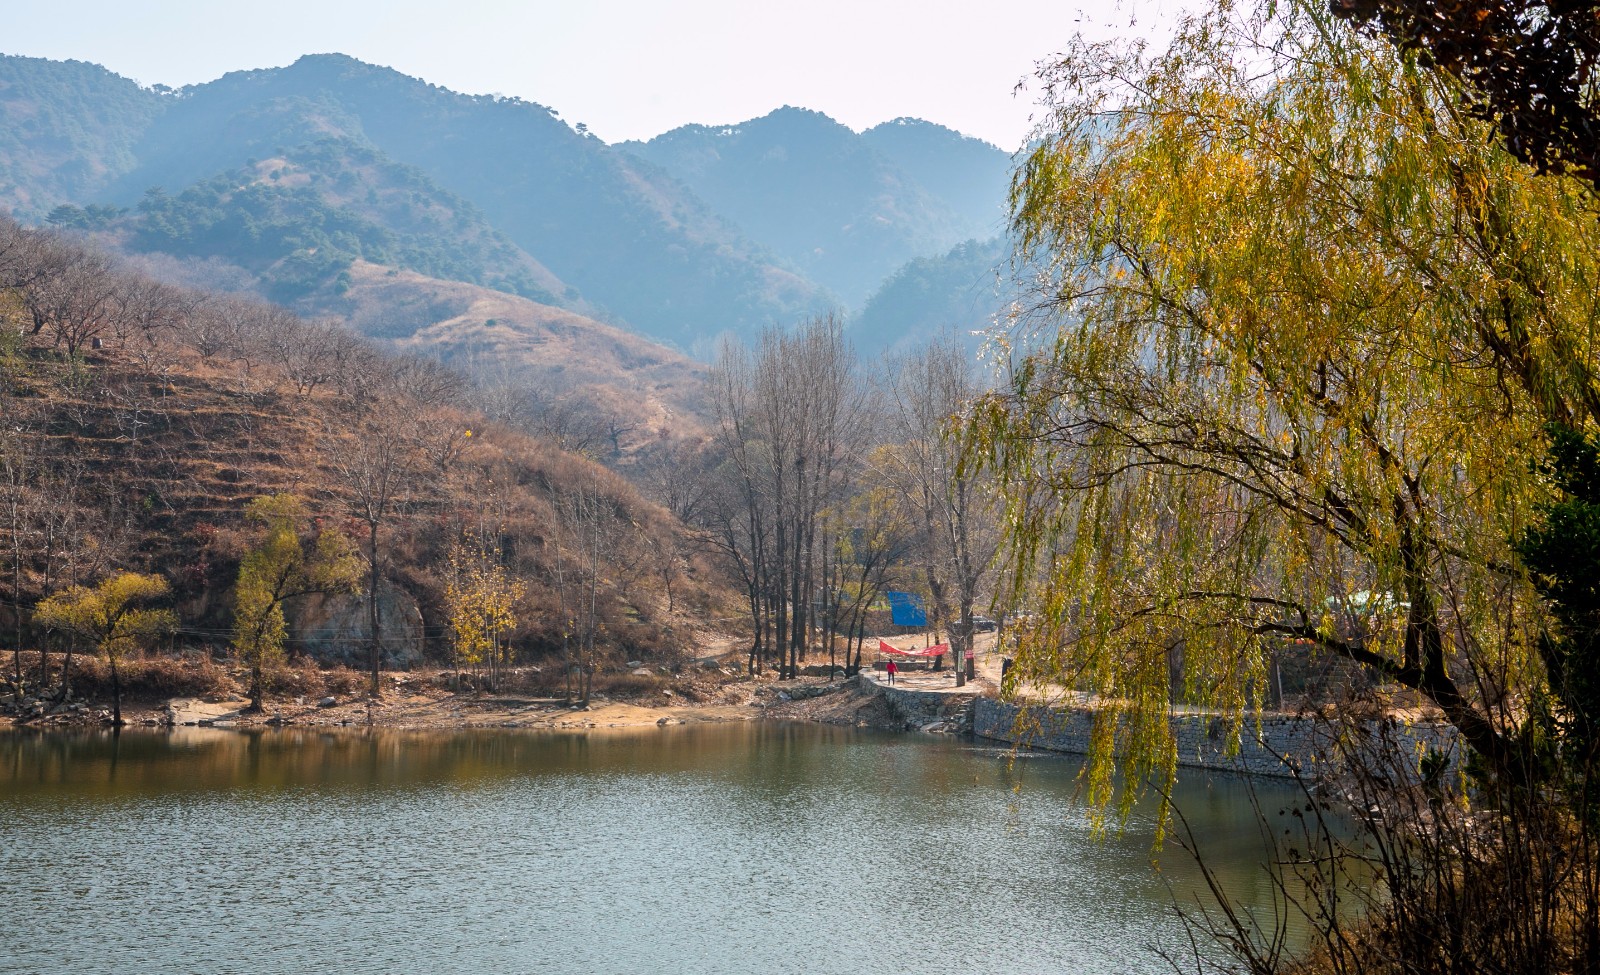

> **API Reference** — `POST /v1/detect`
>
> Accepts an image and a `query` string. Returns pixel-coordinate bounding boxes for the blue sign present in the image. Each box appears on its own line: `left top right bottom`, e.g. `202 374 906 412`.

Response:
886 591 927 628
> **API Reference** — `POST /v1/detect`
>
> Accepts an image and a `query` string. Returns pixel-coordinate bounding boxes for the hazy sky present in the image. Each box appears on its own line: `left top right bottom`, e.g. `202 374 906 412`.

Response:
5 0 1188 150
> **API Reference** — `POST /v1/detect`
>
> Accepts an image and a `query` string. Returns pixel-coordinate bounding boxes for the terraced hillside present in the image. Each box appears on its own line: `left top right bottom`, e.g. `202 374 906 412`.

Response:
0 226 733 666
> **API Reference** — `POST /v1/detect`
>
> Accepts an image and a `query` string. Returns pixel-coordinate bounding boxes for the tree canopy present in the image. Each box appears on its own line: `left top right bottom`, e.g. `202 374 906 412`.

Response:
1331 0 1600 189
969 0 1600 819
34 571 176 724
232 493 362 710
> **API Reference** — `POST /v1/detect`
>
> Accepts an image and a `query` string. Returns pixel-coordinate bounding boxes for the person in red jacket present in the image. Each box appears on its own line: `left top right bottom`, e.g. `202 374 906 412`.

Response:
886 659 898 685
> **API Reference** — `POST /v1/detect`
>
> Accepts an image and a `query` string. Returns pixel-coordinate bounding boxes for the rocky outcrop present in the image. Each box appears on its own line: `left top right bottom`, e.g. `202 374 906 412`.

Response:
286 579 425 668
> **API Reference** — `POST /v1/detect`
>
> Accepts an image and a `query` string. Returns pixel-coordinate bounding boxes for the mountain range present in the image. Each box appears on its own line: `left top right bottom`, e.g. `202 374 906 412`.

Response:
0 52 1017 382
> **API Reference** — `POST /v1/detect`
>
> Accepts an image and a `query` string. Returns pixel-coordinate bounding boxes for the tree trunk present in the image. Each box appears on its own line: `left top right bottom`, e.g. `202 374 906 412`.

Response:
11 544 21 704
109 656 122 729
36 638 50 698
367 519 381 697
774 519 790 680
249 663 264 712
58 640 74 703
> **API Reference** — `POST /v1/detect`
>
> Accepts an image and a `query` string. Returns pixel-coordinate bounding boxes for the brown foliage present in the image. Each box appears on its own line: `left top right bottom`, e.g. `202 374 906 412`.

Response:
66 653 237 701
0 216 740 681
261 660 365 698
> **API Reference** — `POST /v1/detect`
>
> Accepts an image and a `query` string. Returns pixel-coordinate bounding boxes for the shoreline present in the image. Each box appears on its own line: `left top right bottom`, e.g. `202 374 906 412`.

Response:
2 633 1009 736
0 667 978 735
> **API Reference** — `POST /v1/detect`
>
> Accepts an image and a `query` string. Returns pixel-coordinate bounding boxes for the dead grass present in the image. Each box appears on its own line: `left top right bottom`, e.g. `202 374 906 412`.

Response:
65 653 238 701
6 324 741 670
262 660 367 699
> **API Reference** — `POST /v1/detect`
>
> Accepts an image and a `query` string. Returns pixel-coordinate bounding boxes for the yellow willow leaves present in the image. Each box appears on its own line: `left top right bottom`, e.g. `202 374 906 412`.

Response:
973 0 1600 828
232 494 361 687
36 572 176 663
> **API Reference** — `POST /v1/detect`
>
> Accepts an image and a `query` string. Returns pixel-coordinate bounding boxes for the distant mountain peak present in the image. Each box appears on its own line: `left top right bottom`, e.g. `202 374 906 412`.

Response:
176 51 388 95
763 105 846 124
863 117 1007 153
277 52 417 83
0 51 1009 356
292 52 369 69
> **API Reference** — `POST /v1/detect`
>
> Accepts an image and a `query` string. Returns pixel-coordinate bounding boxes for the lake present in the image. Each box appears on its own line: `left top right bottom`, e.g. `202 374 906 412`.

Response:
0 723 1316 974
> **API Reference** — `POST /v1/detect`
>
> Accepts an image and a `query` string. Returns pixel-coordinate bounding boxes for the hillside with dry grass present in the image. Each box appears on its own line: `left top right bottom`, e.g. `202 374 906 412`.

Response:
0 216 738 691
327 261 711 450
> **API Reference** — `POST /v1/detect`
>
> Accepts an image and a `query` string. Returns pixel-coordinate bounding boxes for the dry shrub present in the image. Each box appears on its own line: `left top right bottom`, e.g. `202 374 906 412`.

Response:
262 661 364 698
320 665 363 695
489 667 568 696
592 671 669 698
262 660 323 698
1180 718 1600 975
449 665 677 702
68 653 237 700
672 684 711 704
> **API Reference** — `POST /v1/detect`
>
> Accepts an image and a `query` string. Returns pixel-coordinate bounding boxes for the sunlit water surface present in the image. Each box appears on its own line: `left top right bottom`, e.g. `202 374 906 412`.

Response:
1 724 1314 974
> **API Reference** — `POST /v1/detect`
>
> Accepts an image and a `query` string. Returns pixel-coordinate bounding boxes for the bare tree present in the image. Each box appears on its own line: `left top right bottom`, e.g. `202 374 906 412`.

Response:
524 389 610 456
325 413 420 696
834 477 917 674
696 444 773 673
635 439 714 525
178 294 252 363
880 336 999 686
0 418 37 702
382 353 465 412
709 315 865 678
251 312 367 399
604 412 638 458
108 275 193 355
555 474 616 705
20 244 124 357
0 216 65 293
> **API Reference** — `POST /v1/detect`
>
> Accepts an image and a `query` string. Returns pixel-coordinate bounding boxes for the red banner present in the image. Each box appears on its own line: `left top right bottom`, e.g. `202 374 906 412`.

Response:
879 639 948 657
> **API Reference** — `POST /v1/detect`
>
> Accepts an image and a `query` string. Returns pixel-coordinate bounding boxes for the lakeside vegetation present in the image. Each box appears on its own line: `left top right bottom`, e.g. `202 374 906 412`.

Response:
5 0 1600 969
0 213 1014 720
965 0 1600 969
0 212 734 711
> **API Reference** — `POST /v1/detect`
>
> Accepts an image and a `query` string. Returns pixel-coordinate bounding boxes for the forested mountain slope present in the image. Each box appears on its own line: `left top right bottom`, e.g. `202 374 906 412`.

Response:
852 237 1011 355
621 108 1010 307
0 55 162 216
59 138 578 307
0 52 1018 358
98 54 832 351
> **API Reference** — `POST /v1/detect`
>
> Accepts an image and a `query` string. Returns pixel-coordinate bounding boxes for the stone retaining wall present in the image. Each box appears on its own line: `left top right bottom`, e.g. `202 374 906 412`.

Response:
973 697 1459 780
850 674 975 731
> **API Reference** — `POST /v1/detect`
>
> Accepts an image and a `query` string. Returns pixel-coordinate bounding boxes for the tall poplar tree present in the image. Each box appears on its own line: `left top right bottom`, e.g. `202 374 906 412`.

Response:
710 316 863 679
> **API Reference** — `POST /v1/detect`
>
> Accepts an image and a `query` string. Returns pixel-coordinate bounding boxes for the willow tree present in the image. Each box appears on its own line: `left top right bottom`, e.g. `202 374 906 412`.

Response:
34 572 176 727
232 494 362 711
969 0 1600 817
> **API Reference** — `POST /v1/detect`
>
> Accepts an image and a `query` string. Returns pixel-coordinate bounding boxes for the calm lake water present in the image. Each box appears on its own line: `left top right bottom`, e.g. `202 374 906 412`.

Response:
0 723 1315 974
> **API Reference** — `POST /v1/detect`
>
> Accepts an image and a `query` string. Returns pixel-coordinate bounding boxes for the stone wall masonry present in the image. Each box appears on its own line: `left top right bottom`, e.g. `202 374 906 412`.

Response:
973 697 1460 780
851 674 977 732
